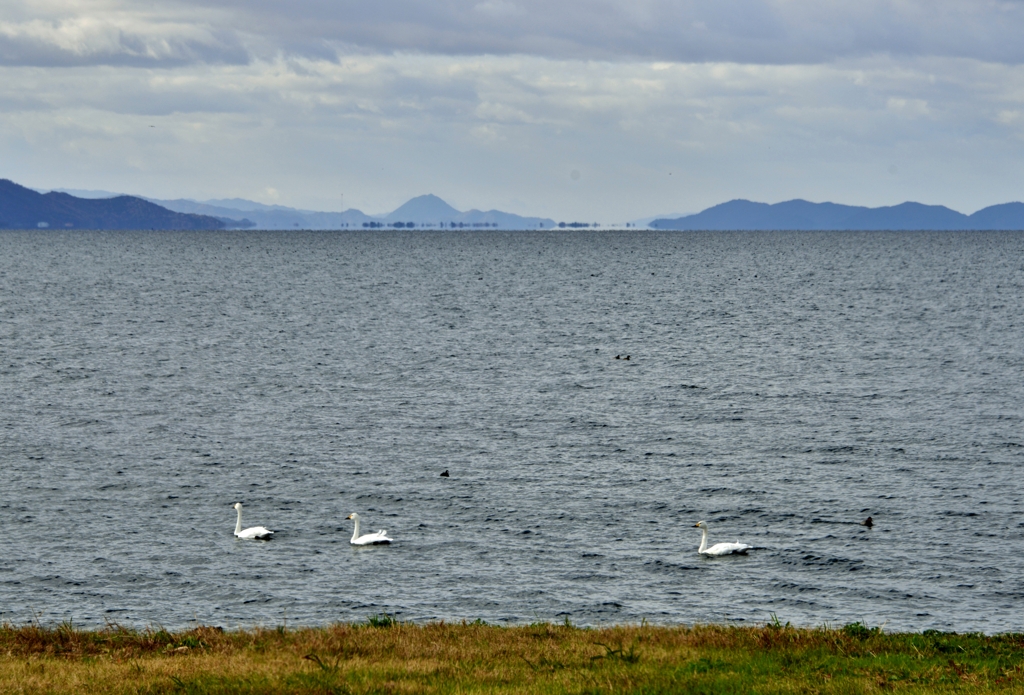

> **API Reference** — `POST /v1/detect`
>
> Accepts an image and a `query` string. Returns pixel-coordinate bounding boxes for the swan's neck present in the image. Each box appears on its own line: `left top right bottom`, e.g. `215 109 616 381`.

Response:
698 526 709 553
351 517 361 542
235 508 243 534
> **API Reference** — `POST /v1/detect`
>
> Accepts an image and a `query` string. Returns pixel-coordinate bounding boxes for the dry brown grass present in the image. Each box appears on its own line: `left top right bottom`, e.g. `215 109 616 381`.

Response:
1 619 1022 693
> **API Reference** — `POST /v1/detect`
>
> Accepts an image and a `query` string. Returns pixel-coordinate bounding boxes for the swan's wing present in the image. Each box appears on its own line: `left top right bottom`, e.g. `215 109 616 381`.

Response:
236 526 274 540
704 541 750 555
352 531 393 545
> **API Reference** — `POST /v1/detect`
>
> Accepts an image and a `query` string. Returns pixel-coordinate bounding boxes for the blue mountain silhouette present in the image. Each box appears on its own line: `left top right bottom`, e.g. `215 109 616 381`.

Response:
385 194 462 221
651 199 1024 230
1 178 225 230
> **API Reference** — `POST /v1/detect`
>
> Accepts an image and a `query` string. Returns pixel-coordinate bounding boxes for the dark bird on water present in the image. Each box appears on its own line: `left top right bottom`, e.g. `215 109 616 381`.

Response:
615 355 631 360
860 516 873 528
440 470 449 477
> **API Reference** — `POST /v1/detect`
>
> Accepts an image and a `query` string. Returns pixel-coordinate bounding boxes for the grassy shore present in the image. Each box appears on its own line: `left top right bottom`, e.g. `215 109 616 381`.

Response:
2 618 1022 694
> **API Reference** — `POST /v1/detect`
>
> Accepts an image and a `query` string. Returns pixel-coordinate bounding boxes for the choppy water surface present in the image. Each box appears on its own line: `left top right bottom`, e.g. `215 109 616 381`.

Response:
1 229 1022 633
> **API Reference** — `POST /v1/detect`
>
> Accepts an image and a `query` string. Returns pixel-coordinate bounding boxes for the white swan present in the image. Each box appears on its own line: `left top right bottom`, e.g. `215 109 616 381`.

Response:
694 520 751 555
232 502 273 540
346 512 393 545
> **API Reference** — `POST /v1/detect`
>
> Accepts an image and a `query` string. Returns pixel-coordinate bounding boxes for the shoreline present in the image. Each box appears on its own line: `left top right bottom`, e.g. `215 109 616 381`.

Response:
3 619 1022 693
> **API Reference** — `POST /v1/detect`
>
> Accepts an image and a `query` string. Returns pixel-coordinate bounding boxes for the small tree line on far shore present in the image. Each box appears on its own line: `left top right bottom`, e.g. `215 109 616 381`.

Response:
357 221 603 229
362 221 502 228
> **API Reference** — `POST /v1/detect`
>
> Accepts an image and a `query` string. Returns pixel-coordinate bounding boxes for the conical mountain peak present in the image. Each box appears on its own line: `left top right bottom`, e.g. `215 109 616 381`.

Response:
385 194 461 221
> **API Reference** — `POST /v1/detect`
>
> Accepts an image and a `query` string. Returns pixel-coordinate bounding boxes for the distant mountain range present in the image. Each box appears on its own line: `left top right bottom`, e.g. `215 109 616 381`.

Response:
1 179 225 230
651 199 1024 230
35 186 556 230
151 193 555 230
8 178 1024 231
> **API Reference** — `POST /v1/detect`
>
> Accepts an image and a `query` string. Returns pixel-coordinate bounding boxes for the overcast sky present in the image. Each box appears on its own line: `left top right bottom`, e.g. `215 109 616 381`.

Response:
2 0 1023 221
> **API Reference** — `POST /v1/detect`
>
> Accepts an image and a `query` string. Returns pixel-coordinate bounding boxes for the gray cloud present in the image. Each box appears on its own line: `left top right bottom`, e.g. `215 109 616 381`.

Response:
0 35 249 68
3 54 1023 219
3 1 1024 67
168 0 1024 64
3 2 1023 221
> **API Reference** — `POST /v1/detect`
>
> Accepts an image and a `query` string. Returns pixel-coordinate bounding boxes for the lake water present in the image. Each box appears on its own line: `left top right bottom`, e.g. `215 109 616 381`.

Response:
1 229 1022 633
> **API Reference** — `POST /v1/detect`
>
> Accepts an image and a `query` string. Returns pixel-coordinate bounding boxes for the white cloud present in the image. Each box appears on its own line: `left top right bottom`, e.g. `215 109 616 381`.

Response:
473 1 525 19
887 97 931 118
0 2 246 66
997 109 1022 124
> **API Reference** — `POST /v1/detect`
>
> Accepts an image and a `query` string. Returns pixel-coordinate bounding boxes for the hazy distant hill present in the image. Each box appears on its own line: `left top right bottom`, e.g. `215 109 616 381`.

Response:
151 198 374 229
651 199 1024 230
1 179 225 230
